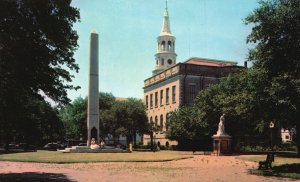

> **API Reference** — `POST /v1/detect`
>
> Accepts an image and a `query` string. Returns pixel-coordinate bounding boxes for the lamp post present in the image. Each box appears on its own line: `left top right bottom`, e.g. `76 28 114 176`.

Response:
269 121 274 151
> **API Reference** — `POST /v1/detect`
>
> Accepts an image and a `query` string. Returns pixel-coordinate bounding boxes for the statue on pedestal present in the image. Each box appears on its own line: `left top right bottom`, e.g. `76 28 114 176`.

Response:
217 114 226 135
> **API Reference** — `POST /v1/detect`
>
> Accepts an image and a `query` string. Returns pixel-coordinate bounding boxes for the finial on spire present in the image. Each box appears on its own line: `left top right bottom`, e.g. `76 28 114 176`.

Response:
166 0 168 10
161 0 171 34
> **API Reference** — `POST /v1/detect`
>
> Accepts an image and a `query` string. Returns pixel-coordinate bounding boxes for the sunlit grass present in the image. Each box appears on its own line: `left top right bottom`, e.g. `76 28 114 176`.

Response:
238 155 300 179
237 155 300 165
0 150 193 163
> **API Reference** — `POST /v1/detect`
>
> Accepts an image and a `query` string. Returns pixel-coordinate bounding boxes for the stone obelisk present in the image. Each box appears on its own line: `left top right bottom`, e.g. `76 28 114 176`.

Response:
87 30 99 147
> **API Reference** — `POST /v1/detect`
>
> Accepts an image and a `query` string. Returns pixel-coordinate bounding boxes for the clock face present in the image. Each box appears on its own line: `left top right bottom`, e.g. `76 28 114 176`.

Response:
168 59 172 65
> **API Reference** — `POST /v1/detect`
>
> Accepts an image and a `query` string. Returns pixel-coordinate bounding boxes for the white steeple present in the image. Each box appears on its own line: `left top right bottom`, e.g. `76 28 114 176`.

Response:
160 1 171 35
153 0 177 75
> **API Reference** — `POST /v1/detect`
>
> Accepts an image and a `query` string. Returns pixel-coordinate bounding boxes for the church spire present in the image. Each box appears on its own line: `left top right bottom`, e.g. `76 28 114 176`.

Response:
153 1 177 75
160 0 171 35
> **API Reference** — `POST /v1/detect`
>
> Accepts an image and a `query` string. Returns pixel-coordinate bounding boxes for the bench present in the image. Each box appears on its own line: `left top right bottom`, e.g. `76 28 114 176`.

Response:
258 153 274 170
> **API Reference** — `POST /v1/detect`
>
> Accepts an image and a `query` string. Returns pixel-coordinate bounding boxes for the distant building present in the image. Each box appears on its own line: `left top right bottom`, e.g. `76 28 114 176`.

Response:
143 4 243 146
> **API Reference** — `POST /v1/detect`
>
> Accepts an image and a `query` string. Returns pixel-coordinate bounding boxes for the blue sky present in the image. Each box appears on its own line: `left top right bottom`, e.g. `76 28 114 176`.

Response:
68 0 259 101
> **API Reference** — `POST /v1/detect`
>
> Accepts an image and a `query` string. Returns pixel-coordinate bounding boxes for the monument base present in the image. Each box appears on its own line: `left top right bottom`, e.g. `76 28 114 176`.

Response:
212 134 232 156
60 146 130 153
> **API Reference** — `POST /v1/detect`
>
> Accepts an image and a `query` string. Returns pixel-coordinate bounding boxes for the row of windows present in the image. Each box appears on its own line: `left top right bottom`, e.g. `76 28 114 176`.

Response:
149 113 171 132
158 41 175 52
145 86 176 109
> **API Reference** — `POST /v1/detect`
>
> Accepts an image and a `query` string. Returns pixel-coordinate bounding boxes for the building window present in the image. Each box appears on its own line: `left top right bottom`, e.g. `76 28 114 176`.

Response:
166 88 169 105
160 114 163 131
161 41 166 51
150 117 153 128
160 90 163 106
146 95 148 109
155 116 158 129
168 41 172 51
155 92 158 107
150 94 153 108
189 84 196 105
166 113 170 131
172 85 176 103
168 59 172 65
161 58 164 66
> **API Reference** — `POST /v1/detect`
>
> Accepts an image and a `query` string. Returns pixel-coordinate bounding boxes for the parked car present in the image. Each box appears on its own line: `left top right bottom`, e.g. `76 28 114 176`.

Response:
43 143 62 151
8 143 37 152
18 143 37 151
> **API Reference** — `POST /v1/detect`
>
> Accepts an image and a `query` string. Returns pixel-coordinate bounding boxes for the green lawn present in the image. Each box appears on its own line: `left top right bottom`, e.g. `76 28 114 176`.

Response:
0 150 193 163
237 155 300 179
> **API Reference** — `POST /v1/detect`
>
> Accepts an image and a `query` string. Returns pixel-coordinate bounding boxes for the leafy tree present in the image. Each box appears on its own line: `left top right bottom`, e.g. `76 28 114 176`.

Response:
109 98 148 146
1 98 64 149
167 68 273 150
99 92 115 110
195 69 273 147
167 107 209 150
59 97 87 140
59 93 116 141
0 0 80 146
245 0 300 156
99 92 115 138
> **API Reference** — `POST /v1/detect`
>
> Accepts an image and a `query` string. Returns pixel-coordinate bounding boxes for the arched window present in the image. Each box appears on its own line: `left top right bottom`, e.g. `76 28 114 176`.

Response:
161 41 166 51
91 127 98 141
160 114 163 131
168 41 172 51
166 141 169 147
167 59 172 65
155 116 158 129
161 58 164 66
150 117 153 125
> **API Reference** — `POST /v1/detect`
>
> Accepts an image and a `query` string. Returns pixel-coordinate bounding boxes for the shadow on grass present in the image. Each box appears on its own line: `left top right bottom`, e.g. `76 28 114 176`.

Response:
273 163 300 173
0 172 74 182
249 163 300 180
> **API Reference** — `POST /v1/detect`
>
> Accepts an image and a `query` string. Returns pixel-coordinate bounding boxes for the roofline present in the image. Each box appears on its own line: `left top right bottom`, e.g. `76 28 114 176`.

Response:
184 57 238 65
144 62 245 82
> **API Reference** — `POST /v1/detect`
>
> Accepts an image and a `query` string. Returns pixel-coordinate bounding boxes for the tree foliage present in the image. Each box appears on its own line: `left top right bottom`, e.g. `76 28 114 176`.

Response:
166 107 209 150
0 0 80 145
59 97 87 140
108 98 148 144
167 69 270 149
59 93 148 146
245 0 300 156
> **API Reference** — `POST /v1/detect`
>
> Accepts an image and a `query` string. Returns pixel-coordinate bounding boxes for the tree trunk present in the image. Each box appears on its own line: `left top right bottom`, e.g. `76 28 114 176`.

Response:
4 132 10 152
133 132 137 148
296 123 300 157
150 132 154 151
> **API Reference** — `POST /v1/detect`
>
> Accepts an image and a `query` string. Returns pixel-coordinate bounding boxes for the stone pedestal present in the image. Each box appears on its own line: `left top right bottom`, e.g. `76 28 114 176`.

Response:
212 134 231 156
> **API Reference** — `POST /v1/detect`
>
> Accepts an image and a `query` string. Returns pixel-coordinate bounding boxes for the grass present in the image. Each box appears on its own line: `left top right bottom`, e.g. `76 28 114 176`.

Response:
238 155 300 180
0 150 193 163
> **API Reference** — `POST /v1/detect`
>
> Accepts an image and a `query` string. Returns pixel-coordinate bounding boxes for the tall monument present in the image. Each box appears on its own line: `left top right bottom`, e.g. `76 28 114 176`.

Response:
87 30 99 147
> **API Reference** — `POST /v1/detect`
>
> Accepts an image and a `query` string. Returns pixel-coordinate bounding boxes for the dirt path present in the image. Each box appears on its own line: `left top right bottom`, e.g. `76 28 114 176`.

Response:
0 155 288 182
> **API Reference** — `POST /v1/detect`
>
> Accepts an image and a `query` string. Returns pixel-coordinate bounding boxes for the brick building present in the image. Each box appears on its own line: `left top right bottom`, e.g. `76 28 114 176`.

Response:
143 4 243 146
